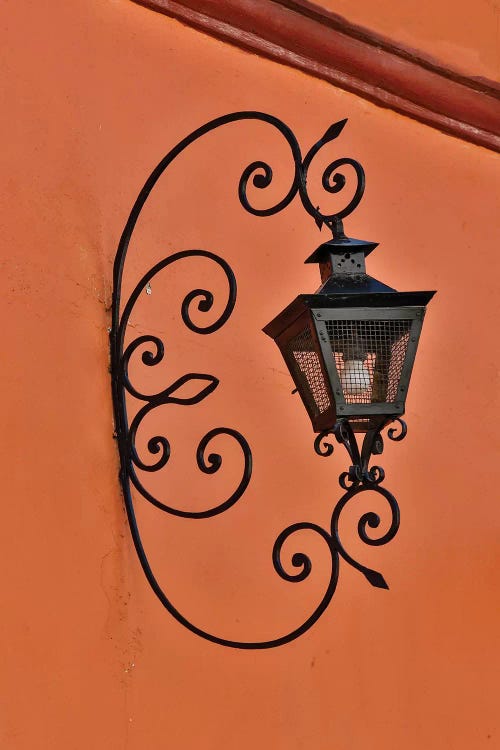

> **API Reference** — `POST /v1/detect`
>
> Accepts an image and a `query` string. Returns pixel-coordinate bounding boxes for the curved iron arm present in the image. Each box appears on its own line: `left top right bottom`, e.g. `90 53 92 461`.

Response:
111 111 401 649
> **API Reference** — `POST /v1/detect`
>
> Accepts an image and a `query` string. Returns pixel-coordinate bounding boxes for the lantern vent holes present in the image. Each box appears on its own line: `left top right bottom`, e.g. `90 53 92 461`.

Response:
332 251 365 274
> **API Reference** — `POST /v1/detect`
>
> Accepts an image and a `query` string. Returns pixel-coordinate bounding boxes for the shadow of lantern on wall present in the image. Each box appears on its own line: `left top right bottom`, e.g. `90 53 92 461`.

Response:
110 112 435 649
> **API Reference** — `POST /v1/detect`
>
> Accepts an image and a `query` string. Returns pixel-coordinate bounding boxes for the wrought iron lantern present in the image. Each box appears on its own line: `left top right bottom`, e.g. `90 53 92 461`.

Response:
111 111 435 650
263 221 434 436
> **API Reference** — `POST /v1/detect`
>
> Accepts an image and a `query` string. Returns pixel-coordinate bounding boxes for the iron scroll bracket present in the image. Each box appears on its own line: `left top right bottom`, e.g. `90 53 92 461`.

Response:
110 112 403 649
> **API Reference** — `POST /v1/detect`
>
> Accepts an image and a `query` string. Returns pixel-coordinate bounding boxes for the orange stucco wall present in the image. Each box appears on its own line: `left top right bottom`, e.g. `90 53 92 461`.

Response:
1 1 499 748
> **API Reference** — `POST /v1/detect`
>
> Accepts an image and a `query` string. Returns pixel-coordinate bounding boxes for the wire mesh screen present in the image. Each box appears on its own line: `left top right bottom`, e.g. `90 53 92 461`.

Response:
325 319 412 404
284 326 331 417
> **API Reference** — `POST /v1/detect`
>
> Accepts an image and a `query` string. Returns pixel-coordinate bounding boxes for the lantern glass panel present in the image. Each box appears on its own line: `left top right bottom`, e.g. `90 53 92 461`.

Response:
325 318 412 405
282 323 331 420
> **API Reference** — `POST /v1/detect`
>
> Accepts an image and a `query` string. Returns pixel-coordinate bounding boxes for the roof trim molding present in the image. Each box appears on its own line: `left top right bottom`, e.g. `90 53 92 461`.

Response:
132 0 500 152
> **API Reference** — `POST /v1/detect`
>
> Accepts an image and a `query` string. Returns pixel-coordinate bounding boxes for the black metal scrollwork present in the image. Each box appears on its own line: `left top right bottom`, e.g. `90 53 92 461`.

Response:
315 418 404 590
111 112 402 649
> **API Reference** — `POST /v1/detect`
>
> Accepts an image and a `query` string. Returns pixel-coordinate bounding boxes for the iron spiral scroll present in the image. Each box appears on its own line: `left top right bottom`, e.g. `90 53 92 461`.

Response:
111 112 403 649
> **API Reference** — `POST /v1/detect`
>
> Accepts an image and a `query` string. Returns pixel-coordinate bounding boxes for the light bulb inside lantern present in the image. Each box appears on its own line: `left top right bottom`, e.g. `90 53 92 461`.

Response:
340 359 371 395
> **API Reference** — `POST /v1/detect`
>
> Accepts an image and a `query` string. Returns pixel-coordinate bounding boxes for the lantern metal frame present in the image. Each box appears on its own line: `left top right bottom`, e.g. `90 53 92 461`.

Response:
110 111 434 649
265 300 431 431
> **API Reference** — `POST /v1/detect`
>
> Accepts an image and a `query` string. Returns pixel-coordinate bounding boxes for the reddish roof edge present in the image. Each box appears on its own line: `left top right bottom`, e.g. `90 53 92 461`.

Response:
132 0 500 153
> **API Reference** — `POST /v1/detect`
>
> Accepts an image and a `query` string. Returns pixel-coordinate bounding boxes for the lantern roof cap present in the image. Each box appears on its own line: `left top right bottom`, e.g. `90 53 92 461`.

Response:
317 273 396 295
262 290 435 340
305 235 379 264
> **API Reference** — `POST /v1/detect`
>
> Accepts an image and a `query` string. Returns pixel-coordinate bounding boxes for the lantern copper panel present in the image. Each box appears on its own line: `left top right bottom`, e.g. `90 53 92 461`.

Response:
280 311 335 431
